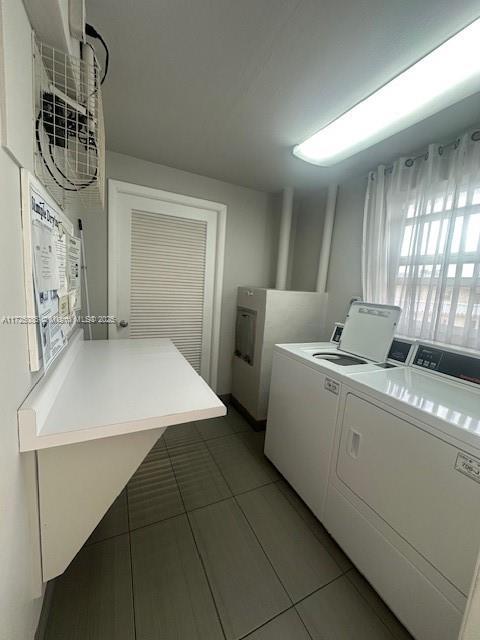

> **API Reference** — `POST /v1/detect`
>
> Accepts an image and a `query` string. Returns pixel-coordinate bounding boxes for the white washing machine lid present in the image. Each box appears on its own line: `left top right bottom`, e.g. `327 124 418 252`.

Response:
339 302 402 363
273 342 386 375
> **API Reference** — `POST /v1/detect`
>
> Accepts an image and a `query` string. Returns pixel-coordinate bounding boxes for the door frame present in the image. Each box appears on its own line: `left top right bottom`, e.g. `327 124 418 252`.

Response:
108 179 226 391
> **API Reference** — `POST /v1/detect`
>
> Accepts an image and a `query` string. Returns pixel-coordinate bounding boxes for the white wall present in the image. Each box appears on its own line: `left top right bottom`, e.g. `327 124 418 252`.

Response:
0 2 82 637
324 175 366 335
82 150 278 395
289 190 327 292
0 2 45 638
284 176 367 337
0 145 44 640
286 180 365 336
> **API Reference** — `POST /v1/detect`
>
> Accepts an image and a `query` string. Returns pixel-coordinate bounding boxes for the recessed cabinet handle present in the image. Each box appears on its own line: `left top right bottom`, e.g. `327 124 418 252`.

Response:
348 429 361 459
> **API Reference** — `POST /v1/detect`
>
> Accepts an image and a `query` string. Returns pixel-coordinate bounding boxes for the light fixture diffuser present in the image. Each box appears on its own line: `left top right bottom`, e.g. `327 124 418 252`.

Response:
293 18 480 166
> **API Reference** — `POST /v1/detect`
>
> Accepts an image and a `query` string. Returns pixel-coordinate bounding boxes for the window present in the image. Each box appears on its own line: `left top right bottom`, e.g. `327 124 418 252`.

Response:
395 185 480 347
362 132 480 352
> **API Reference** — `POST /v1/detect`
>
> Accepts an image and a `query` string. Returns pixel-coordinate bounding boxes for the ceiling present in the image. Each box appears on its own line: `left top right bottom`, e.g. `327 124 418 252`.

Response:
86 0 480 192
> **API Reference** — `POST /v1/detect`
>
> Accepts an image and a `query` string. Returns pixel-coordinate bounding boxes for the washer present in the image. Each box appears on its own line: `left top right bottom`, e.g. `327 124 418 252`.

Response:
264 302 405 523
324 343 480 640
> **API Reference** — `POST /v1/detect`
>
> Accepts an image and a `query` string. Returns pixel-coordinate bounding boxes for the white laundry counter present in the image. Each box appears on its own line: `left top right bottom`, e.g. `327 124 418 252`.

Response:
18 330 225 584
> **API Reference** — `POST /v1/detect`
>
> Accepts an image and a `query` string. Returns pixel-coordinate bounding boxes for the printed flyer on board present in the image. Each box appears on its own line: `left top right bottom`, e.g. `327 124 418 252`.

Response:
30 188 80 370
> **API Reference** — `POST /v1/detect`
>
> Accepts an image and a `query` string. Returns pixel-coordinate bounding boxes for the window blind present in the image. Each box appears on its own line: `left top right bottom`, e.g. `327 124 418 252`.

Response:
129 210 207 371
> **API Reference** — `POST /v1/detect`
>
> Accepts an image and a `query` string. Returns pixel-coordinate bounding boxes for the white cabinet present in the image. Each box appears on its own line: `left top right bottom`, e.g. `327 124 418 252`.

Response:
232 287 327 422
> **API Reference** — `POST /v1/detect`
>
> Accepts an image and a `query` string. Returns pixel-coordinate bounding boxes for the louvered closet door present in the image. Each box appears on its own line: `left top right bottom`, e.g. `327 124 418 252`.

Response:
129 210 207 371
109 181 225 387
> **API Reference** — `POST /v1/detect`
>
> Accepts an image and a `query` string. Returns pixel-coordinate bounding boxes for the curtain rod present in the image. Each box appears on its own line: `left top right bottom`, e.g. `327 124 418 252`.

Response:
384 128 480 173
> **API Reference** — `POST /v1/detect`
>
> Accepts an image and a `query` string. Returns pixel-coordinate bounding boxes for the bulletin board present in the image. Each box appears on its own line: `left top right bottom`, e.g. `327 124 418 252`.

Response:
21 170 82 372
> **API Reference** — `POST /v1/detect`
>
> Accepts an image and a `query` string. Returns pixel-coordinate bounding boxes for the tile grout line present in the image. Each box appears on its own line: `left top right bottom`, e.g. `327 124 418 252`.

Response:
232 491 296 606
196 432 297 610
165 438 229 640
165 428 235 510
92 505 189 543
232 482 350 608
171 429 295 640
237 606 314 640
184 510 229 640
292 571 405 640
295 607 315 640
197 424 253 444
343 569 405 640
125 486 138 640
85 529 130 547
123 469 276 536
198 427 248 497
161 417 204 450
164 418 291 638
292 572 347 609
163 420 327 636
273 480 351 576
209 433 345 612
113 435 276 541
105 424 342 640
163 417 252 450
203 430 280 498
231 479 277 499
98 424 404 640
93 485 349 631
198 415 257 445
137 426 277 521
196 424 279 505
127 449 186 531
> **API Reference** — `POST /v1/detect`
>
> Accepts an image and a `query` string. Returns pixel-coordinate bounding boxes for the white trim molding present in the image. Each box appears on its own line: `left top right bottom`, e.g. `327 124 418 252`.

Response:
108 179 226 391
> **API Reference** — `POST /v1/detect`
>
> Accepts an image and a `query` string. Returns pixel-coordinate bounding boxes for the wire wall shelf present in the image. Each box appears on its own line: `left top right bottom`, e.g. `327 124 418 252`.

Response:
33 38 105 210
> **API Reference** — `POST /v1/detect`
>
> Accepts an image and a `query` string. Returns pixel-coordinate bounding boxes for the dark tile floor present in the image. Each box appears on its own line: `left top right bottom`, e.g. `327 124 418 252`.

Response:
45 405 413 640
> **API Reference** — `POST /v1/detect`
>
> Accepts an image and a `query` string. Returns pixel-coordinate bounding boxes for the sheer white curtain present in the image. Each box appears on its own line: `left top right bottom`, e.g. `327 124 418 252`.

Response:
362 129 480 351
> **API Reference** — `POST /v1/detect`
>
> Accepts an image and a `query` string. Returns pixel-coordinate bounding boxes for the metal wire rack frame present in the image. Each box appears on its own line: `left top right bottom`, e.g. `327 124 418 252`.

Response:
33 37 105 210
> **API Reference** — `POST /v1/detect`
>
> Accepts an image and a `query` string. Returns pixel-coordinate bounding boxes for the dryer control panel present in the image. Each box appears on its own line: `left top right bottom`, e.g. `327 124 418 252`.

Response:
412 344 480 387
387 339 413 364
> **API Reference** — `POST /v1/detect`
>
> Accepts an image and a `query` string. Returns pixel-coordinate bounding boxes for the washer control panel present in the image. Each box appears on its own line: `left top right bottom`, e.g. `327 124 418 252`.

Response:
330 323 344 344
412 344 480 386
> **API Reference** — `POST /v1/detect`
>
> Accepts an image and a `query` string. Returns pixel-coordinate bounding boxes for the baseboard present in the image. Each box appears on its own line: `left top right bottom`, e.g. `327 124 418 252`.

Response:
218 393 231 405
229 396 266 432
35 580 55 640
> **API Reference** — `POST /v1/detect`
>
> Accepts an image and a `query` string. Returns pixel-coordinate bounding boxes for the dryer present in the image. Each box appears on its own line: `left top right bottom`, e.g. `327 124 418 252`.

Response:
324 343 480 640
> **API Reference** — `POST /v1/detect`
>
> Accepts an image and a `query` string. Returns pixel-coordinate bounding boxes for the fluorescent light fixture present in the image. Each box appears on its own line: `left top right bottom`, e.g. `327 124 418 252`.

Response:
293 18 480 166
